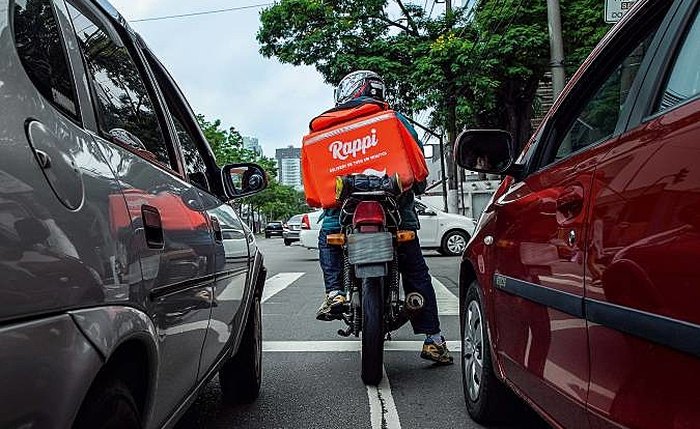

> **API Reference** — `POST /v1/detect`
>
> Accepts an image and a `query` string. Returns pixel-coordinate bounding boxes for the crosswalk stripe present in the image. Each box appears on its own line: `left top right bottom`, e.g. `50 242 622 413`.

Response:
431 276 459 316
262 272 458 314
262 272 305 303
262 340 462 352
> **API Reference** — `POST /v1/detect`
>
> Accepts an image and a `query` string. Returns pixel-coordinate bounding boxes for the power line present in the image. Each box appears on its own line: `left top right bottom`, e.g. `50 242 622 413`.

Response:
130 2 273 23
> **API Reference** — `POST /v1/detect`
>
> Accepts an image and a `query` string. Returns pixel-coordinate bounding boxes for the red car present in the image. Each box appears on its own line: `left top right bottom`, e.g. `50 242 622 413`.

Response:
455 0 700 427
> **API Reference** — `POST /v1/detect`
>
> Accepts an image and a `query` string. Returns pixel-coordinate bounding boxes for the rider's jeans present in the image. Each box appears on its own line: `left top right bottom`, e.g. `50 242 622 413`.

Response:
318 228 441 335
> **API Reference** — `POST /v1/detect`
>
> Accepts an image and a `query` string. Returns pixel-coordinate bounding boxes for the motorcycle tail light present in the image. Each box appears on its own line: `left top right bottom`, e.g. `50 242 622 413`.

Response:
301 214 310 230
353 201 385 226
359 225 380 233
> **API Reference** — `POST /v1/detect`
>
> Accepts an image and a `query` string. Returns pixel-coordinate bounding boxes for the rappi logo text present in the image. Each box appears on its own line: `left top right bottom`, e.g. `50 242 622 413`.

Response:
329 129 379 161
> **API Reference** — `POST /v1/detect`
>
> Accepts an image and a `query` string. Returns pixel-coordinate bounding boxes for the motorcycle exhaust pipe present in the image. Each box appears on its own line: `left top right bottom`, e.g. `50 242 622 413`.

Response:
405 292 424 312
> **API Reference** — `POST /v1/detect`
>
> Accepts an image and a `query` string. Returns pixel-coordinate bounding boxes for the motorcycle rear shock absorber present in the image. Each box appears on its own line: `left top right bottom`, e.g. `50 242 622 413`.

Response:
337 254 356 337
351 276 361 337
342 252 351 303
388 252 401 322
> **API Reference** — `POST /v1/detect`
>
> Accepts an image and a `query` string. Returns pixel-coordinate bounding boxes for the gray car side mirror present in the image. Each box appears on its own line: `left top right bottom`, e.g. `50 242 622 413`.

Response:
221 163 268 200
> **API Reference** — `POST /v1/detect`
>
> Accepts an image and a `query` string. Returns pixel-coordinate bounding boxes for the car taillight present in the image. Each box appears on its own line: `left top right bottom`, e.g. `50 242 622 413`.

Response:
301 214 310 230
353 201 385 227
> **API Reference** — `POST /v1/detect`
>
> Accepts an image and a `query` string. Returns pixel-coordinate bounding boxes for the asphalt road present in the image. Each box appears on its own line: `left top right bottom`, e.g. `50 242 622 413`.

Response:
175 237 548 429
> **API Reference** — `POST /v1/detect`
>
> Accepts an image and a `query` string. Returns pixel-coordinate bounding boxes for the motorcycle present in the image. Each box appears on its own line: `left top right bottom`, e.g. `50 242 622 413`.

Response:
326 174 425 385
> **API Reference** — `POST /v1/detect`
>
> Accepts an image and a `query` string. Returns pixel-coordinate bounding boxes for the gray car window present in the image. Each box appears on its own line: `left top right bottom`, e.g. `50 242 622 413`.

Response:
13 0 79 121
656 9 700 112
66 1 173 169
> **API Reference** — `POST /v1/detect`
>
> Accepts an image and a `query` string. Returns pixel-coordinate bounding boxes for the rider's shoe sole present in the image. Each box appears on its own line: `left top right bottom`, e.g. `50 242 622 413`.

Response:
316 312 347 321
420 352 454 365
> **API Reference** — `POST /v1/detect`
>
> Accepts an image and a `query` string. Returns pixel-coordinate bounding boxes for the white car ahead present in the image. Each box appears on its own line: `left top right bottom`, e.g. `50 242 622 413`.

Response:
299 201 476 256
299 210 324 249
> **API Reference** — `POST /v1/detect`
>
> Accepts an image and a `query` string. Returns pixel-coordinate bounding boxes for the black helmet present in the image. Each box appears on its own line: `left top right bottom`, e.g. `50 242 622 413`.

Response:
334 70 386 105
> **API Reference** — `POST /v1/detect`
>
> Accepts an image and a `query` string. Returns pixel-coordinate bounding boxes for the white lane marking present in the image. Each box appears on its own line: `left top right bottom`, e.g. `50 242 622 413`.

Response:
262 272 305 303
367 367 401 429
263 340 462 352
431 276 459 316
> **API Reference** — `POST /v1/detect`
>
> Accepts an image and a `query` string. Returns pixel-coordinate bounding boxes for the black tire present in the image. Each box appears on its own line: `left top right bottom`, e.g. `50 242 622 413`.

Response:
361 277 384 385
284 239 292 246
265 233 270 238
220 297 262 404
73 377 141 429
441 230 469 256
462 280 518 424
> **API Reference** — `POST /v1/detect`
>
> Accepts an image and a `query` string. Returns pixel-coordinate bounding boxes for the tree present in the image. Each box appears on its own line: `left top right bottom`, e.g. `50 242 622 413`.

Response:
455 0 551 146
257 0 611 151
248 180 309 222
257 0 435 114
462 0 612 146
197 114 253 167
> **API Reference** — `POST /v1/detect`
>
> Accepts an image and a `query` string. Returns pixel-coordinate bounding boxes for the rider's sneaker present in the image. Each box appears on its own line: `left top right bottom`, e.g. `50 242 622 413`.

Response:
315 290 347 321
420 336 454 365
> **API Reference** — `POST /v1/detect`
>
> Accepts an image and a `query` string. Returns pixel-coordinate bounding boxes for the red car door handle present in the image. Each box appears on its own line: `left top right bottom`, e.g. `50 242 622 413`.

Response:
556 187 584 221
142 205 164 249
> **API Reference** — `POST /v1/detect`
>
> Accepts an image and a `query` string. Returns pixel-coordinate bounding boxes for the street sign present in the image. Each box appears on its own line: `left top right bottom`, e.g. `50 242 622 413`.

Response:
605 0 638 23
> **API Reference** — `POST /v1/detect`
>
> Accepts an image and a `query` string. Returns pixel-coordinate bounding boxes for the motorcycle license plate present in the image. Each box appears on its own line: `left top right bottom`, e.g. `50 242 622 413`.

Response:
347 232 393 265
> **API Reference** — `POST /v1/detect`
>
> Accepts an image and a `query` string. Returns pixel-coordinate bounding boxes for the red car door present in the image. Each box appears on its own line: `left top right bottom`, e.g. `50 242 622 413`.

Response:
490 10 668 426
585 4 700 427
492 145 600 429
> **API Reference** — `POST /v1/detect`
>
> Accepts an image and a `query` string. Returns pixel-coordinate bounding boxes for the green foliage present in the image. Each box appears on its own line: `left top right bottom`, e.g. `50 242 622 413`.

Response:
196 114 307 222
257 0 443 114
562 0 613 74
197 114 250 166
247 180 309 221
258 0 611 149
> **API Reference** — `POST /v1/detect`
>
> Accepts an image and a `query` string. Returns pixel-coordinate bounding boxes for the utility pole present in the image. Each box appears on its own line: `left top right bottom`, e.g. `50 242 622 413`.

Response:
444 0 460 213
546 0 566 101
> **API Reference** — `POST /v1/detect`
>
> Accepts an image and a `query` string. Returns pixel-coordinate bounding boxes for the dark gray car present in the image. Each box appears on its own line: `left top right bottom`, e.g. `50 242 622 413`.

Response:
283 214 303 246
0 0 269 427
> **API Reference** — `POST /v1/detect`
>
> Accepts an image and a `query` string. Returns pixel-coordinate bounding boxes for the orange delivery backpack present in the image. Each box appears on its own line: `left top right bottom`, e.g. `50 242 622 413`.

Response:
301 102 429 208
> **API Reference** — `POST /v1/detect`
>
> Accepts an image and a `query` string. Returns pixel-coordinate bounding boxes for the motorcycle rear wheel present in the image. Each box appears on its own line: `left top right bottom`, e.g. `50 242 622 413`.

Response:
361 277 384 385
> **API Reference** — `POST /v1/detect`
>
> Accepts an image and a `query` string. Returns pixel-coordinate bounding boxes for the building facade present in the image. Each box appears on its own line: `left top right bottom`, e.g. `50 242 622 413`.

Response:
242 136 262 157
275 145 302 191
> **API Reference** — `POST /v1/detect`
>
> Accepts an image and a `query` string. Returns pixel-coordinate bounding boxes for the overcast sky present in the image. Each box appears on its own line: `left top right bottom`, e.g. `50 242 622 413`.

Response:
108 0 334 158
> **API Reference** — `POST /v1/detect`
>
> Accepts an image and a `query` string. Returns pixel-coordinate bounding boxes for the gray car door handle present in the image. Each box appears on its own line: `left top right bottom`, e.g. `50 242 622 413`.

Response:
141 205 164 249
